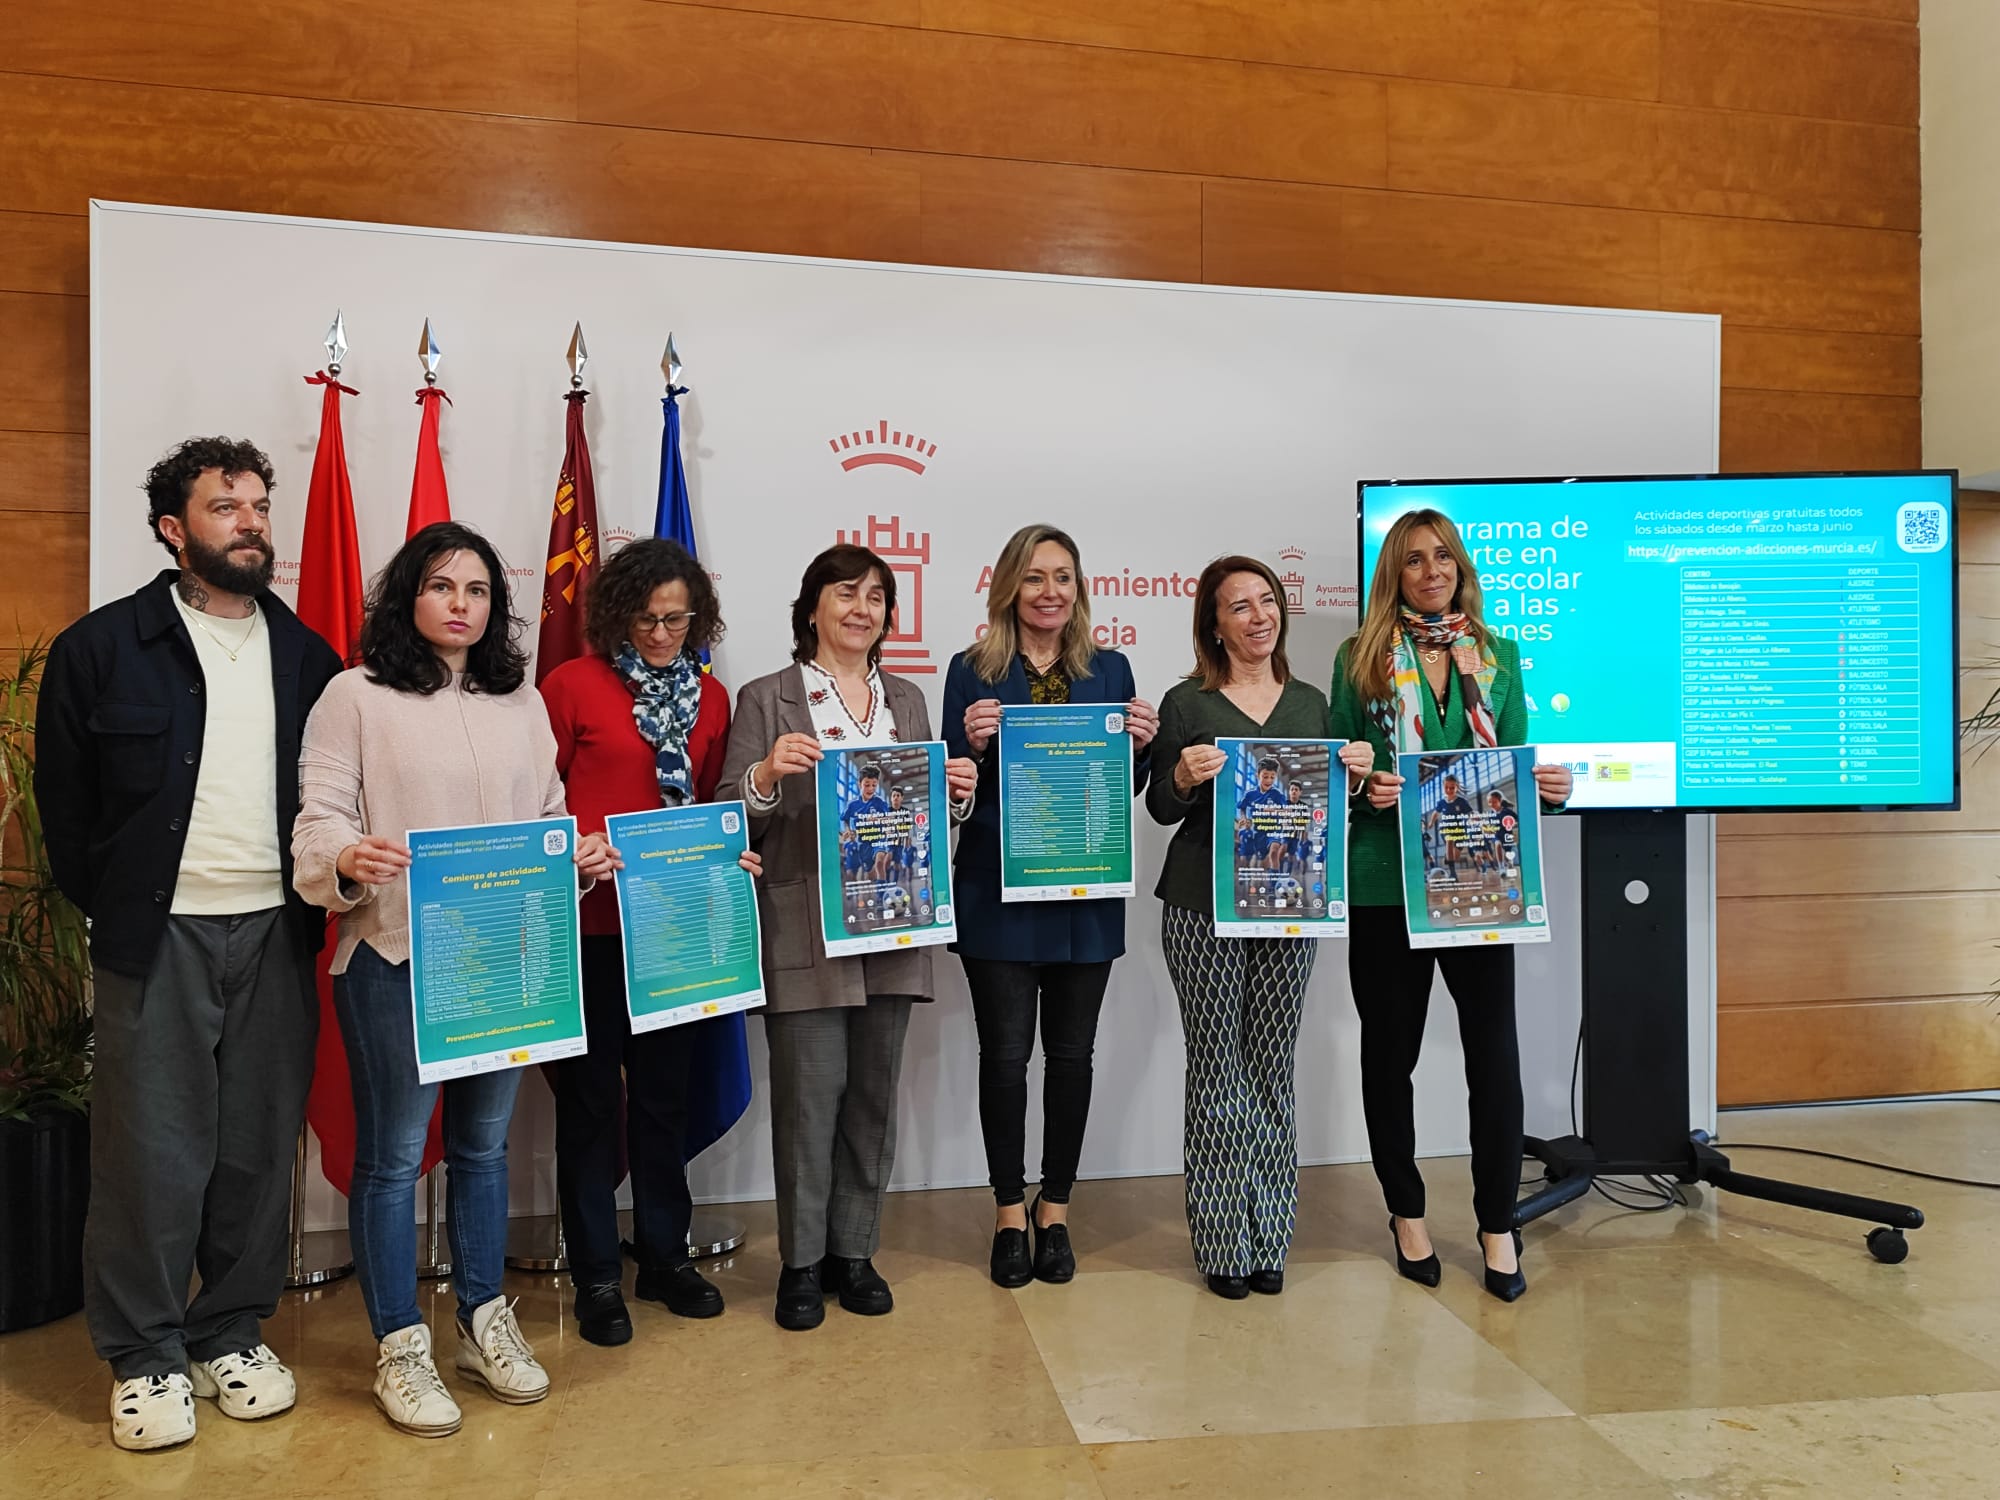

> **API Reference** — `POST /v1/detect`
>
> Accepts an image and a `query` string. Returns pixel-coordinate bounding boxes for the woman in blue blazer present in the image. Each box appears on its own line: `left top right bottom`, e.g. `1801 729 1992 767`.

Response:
943 525 1156 1288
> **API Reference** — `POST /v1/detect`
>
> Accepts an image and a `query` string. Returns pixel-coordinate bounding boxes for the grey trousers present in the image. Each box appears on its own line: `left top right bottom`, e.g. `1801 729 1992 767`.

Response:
763 996 914 1268
84 909 317 1378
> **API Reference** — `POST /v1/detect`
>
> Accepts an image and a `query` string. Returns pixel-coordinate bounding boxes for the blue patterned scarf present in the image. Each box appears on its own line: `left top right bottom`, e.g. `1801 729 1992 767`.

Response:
613 642 705 805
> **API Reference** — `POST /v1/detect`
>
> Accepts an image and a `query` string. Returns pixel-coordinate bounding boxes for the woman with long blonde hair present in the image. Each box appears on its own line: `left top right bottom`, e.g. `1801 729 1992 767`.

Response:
943 524 1157 1288
1328 508 1571 1303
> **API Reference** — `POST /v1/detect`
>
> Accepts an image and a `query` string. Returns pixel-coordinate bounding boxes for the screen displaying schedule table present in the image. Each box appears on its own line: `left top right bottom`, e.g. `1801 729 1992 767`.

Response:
998 704 1136 901
1680 562 1921 796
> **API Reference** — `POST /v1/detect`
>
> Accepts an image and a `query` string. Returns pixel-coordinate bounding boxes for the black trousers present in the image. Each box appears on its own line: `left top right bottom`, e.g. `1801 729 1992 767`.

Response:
960 957 1113 1207
551 935 709 1285
1346 905 1524 1235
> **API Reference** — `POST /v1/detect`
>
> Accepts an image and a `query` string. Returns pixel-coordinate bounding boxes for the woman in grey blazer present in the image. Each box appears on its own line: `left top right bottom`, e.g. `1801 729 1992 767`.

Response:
718 543 976 1331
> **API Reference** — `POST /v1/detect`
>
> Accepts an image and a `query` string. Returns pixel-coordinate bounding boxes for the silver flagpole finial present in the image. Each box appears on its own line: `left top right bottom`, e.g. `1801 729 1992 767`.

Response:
324 310 348 376
418 318 442 385
567 322 589 389
663 333 684 389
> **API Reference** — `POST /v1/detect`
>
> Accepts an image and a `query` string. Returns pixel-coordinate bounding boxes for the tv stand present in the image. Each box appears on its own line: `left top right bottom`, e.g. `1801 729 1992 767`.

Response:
1512 811 1923 1262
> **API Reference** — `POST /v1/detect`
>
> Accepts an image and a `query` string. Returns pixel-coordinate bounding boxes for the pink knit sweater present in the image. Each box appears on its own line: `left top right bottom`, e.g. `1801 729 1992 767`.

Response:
292 667 569 973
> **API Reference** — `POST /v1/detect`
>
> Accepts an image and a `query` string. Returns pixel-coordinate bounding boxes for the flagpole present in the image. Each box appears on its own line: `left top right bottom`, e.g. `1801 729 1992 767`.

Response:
663 333 746 1262
286 310 359 1294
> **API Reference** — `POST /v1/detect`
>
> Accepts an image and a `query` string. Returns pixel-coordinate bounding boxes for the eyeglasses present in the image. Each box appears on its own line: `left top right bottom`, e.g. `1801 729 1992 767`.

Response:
633 612 697 636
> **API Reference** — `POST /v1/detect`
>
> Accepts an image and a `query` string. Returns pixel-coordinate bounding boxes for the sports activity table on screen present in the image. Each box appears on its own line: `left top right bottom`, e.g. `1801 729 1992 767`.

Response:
1359 473 1955 811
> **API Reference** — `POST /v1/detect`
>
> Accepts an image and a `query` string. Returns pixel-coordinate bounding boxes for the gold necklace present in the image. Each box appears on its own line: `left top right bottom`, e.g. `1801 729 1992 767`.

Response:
186 607 258 662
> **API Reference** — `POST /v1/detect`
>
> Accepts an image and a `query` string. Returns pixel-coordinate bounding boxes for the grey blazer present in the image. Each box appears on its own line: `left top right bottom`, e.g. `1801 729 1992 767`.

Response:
717 662 940 1014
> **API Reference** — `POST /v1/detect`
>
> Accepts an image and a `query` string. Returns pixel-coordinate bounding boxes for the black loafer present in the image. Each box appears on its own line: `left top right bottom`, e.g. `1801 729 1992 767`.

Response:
574 1281 633 1346
1031 1196 1075 1284
1246 1268 1284 1296
775 1263 825 1331
821 1255 894 1316
1205 1273 1250 1300
990 1227 1032 1288
635 1261 724 1319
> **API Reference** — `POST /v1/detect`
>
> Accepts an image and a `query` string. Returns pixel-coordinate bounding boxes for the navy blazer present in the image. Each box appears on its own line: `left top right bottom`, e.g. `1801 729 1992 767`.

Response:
942 647 1151 964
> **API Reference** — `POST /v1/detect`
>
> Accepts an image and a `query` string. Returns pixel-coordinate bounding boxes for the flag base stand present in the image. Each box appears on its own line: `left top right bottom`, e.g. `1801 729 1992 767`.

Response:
505 1215 569 1272
284 1130 354 1291
688 1210 744 1259
416 1165 452 1280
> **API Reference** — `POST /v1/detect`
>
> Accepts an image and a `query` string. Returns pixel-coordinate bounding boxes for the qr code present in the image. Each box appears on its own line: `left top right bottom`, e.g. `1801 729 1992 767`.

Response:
1897 501 1947 554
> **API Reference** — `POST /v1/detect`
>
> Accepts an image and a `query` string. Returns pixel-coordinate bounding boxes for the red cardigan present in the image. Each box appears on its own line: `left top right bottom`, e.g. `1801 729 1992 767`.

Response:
540 654 732 936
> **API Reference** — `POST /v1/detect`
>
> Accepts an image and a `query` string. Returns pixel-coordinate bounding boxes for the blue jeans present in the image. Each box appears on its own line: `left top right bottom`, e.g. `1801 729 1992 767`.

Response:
333 942 523 1340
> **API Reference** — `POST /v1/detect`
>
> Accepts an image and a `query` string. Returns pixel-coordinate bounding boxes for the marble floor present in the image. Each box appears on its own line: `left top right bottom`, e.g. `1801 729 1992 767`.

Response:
4 1099 1999 1498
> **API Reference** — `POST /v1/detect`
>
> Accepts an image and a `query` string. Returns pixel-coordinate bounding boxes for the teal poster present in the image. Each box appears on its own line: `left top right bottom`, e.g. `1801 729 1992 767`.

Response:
814 741 956 959
605 801 765 1034
1211 737 1347 938
1396 749 1549 950
405 815 586 1083
998 703 1136 902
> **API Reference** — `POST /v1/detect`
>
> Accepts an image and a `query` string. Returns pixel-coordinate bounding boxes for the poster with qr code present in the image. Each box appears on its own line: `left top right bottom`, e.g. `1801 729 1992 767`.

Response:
1397 748 1550 950
1211 738 1348 937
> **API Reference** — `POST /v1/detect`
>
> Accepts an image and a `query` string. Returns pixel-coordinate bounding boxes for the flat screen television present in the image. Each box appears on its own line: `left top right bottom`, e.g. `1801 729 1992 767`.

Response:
1356 471 1960 814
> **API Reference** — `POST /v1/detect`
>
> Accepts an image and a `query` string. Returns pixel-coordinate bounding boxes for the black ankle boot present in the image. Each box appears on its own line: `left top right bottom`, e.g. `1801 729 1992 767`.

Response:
574 1281 632 1346
1031 1194 1075 1284
775 1263 825 1331
635 1261 724 1319
990 1226 1032 1288
821 1255 894 1316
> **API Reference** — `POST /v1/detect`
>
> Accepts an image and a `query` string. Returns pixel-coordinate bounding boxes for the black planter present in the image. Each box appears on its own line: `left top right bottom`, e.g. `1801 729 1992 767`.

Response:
0 1104 89 1332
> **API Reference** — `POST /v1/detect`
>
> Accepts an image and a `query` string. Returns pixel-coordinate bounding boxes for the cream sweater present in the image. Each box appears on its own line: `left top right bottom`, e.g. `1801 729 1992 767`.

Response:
292 667 569 973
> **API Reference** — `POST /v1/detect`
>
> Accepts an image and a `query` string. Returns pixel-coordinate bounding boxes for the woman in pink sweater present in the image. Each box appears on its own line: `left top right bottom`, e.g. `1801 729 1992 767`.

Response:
294 522 616 1439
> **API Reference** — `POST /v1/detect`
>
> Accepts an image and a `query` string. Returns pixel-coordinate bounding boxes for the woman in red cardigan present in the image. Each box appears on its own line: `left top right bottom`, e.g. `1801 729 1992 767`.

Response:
540 538 752 1346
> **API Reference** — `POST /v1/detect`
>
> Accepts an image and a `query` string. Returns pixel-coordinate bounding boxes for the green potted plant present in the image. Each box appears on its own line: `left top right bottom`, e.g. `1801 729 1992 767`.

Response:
0 638 93 1332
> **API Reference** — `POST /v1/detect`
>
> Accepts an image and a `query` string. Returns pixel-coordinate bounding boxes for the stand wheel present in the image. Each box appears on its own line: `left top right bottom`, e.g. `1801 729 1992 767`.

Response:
1866 1227 1909 1264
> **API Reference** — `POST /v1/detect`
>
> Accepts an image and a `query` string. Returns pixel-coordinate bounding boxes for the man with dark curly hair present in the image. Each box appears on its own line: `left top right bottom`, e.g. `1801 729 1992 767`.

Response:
36 435 343 1451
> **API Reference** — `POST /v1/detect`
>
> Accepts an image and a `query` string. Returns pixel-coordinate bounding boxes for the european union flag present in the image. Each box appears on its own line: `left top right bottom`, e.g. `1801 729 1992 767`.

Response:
657 381 750 1159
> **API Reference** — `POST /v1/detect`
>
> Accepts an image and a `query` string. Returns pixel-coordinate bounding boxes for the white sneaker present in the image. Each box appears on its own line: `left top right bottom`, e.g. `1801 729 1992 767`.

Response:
109 1373 196 1451
190 1343 295 1420
454 1296 550 1405
374 1324 462 1438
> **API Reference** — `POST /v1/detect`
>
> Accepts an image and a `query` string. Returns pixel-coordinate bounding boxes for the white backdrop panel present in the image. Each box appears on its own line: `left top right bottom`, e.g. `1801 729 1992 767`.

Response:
89 202 1720 1231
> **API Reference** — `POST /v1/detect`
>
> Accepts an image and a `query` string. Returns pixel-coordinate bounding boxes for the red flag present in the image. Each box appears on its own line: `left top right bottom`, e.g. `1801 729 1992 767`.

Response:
297 371 448 1193
534 390 599 683
406 384 453 538
296 372 366 664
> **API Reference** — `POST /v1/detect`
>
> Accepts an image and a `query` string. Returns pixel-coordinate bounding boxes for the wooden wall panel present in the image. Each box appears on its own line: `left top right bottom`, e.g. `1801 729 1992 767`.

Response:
1717 390 1921 472
0 0 581 119
0 1 1936 1104
0 211 87 296
916 158 1202 282
1660 0 1918 126
0 433 88 516
1720 998 2000 1106
0 510 91 645
0 294 87 435
1658 216 1919 334
581 0 1390 187
921 0 1665 101
1721 329 1921 399
0 76 924 264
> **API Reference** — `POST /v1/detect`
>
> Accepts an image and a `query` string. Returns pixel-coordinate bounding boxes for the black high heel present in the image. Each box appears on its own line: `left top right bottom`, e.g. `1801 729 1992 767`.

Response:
1030 1192 1075 1284
1389 1216 1441 1288
1478 1229 1527 1303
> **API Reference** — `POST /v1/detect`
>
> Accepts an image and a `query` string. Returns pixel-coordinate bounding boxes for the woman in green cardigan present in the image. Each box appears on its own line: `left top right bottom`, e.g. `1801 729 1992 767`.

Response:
1328 509 1572 1303
1147 555 1362 1300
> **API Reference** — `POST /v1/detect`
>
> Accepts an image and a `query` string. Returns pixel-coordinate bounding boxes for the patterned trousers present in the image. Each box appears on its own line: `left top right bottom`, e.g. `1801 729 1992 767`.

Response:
1161 904 1318 1277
